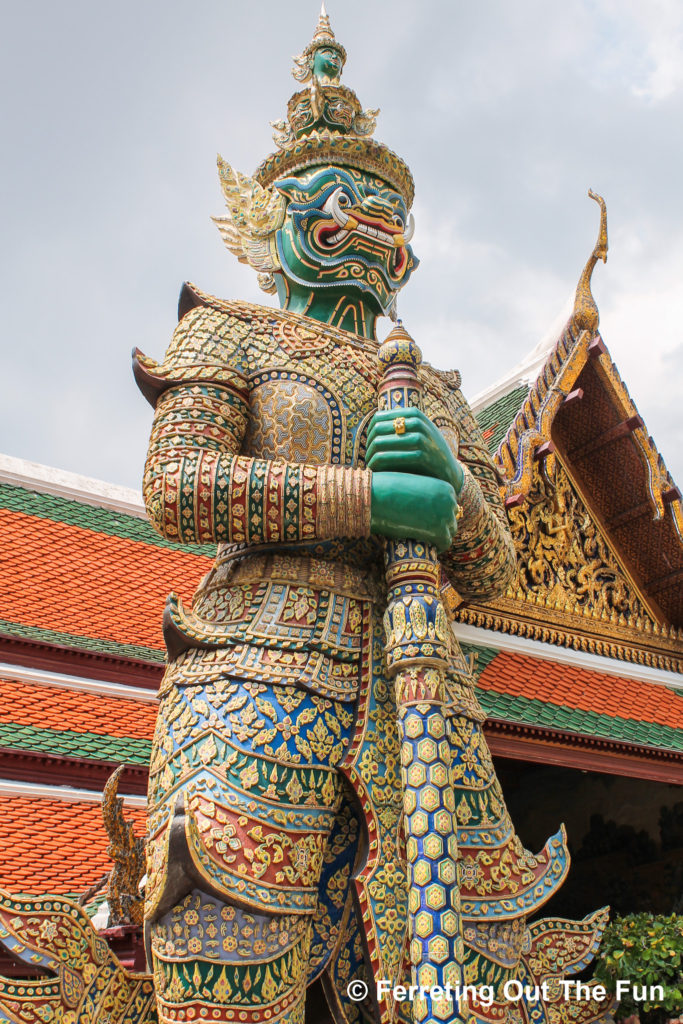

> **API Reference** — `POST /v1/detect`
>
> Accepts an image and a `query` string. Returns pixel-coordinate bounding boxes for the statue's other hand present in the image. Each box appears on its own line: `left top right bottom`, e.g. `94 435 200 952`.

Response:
366 409 464 494
370 472 458 552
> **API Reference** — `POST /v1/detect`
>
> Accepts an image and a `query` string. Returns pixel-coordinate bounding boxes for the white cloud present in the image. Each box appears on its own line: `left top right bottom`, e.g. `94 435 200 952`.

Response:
0 0 681 490
590 0 683 101
597 225 683 479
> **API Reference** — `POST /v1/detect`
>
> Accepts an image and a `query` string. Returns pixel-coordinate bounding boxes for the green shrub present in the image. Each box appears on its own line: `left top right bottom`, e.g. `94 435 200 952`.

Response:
594 913 683 1023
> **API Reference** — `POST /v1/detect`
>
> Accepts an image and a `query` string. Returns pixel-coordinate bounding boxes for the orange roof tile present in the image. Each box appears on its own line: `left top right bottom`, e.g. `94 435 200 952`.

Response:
0 679 157 740
477 650 683 729
0 508 212 655
0 797 147 893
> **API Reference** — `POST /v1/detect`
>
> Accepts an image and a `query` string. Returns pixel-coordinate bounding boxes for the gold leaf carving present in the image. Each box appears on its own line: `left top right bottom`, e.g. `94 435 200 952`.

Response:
507 459 655 626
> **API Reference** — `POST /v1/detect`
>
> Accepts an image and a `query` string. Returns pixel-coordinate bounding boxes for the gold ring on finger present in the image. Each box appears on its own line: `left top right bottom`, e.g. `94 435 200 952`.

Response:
393 416 406 435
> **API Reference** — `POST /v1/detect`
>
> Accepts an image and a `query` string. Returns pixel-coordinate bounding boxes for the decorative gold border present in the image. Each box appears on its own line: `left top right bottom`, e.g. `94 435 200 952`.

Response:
454 597 683 673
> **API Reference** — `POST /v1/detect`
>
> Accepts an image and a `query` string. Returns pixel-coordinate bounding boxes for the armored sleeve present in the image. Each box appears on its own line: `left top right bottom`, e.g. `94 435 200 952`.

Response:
437 381 516 602
135 305 371 546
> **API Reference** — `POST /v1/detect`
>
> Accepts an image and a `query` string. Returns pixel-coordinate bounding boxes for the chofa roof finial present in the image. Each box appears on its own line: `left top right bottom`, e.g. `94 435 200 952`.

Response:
571 190 608 334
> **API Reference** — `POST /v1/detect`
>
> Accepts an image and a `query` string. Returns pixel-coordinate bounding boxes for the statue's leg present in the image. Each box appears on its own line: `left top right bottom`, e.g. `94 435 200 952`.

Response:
145 665 357 1024
150 888 311 1024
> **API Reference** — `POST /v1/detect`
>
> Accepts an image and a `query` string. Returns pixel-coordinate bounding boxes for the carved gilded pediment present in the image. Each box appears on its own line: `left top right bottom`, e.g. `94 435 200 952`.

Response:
508 458 654 626
456 457 683 672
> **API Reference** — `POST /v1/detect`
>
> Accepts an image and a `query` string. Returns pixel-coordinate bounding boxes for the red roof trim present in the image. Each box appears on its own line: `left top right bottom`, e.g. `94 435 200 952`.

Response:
0 796 147 893
0 749 149 794
478 649 683 729
485 720 683 784
0 678 157 740
0 634 163 689
0 507 210 653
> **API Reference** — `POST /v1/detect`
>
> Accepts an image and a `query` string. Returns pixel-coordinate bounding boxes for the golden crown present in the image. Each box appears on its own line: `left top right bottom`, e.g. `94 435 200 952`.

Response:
253 7 415 208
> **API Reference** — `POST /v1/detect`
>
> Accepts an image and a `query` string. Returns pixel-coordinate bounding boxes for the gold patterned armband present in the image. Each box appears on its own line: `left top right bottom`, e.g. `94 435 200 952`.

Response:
315 464 372 540
148 454 371 545
453 468 486 541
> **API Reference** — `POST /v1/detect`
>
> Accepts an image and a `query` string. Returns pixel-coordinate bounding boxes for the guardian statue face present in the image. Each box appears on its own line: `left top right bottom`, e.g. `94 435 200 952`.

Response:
212 6 417 334
274 166 418 316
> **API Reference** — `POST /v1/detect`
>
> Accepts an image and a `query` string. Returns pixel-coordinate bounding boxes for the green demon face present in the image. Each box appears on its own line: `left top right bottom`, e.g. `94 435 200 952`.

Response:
274 167 418 316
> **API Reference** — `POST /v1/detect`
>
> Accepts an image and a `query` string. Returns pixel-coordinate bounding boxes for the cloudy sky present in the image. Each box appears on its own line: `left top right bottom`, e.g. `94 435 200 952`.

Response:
1 0 681 490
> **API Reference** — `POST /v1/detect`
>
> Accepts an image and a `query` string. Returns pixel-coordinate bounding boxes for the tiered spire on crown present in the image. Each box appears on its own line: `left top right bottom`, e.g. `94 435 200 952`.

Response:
291 2 347 82
254 6 415 208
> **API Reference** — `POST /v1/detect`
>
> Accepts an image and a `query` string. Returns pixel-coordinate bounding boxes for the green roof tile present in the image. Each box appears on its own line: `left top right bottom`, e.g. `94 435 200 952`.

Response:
0 722 152 764
0 618 164 664
477 690 683 752
459 642 499 680
476 384 529 453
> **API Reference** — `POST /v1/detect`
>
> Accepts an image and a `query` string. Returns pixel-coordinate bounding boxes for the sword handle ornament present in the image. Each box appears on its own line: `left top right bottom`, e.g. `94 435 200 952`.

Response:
377 326 466 1024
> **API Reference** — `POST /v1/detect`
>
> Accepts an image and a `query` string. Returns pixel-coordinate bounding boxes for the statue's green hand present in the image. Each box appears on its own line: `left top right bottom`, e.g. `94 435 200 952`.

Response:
366 409 465 494
370 472 458 552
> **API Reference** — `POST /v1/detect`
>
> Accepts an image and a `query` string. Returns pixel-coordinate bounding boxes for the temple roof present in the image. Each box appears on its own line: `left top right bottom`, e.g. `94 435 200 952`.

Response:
0 785 146 896
475 383 530 454
453 197 683 782
470 294 574 425
0 459 213 664
0 675 156 766
464 643 683 752
473 318 682 540
472 205 683 609
462 325 683 779
470 319 683 631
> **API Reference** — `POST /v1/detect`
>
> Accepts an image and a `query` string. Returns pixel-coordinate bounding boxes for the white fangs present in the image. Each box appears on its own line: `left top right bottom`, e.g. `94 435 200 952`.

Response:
323 187 410 247
325 222 395 246
323 189 403 246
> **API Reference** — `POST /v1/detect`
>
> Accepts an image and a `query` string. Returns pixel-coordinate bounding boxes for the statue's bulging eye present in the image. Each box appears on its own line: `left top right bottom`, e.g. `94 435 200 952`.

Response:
322 188 353 217
393 214 405 228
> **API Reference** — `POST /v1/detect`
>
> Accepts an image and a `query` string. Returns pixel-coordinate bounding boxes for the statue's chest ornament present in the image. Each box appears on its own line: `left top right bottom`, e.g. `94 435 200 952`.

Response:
244 369 345 464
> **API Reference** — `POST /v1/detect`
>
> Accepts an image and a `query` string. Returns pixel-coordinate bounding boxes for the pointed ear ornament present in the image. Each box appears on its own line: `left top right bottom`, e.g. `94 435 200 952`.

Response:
212 156 287 294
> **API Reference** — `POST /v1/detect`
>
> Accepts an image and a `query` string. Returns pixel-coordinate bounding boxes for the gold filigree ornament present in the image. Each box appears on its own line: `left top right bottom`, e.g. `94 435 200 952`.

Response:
510 458 656 625
212 156 286 294
102 766 146 926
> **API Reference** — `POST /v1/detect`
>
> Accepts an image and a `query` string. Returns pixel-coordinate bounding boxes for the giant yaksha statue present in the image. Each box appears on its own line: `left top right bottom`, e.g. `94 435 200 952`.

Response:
130 10 613 1024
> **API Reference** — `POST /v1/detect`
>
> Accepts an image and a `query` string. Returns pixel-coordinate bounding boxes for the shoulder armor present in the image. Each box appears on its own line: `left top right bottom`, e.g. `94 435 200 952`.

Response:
178 281 211 321
132 347 248 408
177 281 243 321
133 282 267 407
428 365 462 391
